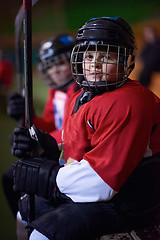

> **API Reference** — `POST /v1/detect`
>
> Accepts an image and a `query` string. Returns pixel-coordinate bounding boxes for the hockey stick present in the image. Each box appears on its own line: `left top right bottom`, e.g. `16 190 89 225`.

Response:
14 0 39 226
15 5 23 95
23 0 33 130
23 0 34 224
15 0 38 95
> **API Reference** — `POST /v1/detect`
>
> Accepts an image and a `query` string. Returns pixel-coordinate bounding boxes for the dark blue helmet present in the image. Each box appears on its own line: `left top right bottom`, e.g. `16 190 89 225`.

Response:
71 17 137 93
38 34 75 89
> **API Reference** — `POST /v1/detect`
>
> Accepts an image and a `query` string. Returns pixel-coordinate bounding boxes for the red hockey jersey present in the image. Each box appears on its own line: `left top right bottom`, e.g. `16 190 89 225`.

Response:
56 79 160 202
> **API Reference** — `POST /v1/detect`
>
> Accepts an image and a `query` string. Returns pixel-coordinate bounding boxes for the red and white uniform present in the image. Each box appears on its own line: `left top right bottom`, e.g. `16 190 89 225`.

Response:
56 79 160 202
33 82 77 143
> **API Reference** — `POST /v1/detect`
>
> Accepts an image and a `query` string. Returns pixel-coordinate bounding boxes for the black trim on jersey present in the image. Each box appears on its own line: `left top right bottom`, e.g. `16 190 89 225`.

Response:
73 91 97 114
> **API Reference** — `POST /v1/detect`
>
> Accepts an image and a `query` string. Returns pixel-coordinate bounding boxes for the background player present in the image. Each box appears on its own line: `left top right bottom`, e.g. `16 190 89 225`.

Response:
7 33 79 143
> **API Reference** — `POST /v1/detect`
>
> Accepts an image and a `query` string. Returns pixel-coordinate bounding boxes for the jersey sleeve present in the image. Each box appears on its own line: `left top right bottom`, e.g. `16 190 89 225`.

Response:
56 159 117 202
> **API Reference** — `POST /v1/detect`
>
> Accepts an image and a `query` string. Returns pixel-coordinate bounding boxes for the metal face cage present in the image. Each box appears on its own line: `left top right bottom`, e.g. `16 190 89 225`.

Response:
38 51 72 89
71 42 135 93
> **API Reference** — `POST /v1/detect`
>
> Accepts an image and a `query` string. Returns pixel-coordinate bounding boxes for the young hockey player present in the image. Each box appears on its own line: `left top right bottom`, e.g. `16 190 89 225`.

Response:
11 17 160 240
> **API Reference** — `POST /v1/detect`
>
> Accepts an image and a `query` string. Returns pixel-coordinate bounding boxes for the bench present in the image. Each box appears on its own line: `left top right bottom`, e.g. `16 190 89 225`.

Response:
97 217 160 240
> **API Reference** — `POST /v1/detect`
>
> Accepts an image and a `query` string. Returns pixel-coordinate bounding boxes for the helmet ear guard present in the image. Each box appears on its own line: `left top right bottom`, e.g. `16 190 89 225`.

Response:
71 17 137 93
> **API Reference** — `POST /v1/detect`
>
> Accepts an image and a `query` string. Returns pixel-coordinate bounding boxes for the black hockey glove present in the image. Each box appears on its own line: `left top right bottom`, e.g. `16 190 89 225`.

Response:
7 93 25 121
13 157 63 201
12 125 60 161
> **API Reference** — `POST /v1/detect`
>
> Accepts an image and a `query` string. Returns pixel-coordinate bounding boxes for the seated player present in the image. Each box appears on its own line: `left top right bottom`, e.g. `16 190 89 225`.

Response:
10 17 160 240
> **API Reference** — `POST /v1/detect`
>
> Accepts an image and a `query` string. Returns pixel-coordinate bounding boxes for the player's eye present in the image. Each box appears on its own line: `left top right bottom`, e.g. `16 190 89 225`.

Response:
85 53 94 61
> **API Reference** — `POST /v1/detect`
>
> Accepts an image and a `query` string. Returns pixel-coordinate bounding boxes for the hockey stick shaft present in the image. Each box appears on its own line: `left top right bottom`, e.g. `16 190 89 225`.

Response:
15 0 38 95
23 0 33 129
23 0 35 223
15 5 23 95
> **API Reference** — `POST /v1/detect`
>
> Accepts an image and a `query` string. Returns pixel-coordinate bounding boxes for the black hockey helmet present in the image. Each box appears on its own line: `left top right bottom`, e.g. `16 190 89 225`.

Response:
38 34 75 89
71 17 137 93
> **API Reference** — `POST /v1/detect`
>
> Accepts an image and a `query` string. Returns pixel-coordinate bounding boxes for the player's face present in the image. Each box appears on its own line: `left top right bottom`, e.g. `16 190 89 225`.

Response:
83 51 123 83
47 59 72 85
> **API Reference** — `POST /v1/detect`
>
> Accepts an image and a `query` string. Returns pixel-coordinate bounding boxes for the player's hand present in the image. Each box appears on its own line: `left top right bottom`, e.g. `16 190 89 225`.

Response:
13 157 61 200
11 127 35 158
11 125 60 161
7 93 25 121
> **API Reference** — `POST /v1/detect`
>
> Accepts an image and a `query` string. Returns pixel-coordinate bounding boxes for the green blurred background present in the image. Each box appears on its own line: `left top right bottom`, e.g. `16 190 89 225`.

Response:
0 0 160 239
